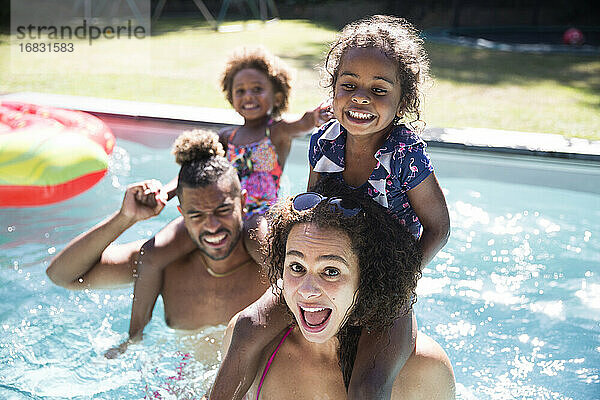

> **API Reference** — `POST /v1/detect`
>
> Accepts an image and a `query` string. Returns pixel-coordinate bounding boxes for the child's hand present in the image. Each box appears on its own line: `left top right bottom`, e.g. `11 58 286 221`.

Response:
312 99 333 127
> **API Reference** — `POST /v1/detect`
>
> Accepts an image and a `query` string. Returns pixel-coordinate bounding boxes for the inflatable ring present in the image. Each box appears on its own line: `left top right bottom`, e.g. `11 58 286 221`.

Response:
0 102 115 207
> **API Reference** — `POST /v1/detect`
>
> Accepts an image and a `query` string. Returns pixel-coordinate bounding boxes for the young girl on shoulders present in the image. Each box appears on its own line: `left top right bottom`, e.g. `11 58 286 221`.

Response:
105 47 330 358
308 16 449 262
211 15 450 400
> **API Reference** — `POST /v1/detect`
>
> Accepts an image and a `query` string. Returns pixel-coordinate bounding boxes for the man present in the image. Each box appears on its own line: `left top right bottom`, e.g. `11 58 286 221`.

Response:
47 130 269 356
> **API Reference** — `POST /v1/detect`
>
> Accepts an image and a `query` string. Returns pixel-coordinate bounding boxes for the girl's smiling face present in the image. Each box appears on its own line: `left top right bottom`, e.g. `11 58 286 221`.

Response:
332 47 403 138
283 223 359 343
231 68 282 121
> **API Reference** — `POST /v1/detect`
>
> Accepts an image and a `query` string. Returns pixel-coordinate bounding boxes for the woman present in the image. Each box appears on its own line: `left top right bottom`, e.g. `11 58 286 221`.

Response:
219 179 455 399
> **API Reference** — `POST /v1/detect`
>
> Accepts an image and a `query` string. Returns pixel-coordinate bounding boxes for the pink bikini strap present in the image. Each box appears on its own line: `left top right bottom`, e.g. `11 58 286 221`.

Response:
255 326 294 399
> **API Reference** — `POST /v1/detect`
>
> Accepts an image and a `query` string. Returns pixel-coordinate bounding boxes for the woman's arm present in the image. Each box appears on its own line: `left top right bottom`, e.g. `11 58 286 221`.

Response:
209 289 290 400
220 312 240 365
202 313 240 400
46 180 166 289
407 172 450 267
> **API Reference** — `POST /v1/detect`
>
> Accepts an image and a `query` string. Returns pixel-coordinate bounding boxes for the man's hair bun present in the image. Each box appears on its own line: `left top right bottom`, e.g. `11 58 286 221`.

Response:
172 129 225 165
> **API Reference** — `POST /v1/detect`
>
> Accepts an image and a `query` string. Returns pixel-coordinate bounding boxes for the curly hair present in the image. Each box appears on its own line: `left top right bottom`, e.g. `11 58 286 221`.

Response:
221 46 292 118
264 177 422 388
322 15 430 125
172 129 238 196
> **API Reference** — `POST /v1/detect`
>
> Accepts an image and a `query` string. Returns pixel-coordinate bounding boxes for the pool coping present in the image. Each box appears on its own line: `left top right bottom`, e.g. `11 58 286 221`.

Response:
424 27 600 56
2 91 600 162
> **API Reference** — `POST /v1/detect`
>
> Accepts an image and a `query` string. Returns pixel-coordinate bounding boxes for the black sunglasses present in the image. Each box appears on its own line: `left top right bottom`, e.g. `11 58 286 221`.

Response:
292 192 362 218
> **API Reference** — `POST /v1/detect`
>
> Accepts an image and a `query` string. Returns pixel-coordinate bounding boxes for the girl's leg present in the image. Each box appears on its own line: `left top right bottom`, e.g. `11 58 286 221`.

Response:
348 311 417 399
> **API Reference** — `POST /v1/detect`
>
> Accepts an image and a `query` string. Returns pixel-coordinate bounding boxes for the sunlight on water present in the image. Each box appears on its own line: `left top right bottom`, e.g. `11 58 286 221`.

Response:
576 282 600 310
414 171 600 400
0 139 598 399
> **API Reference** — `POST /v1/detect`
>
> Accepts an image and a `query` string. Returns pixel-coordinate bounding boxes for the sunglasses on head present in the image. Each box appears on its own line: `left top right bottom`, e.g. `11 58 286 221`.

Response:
292 192 362 218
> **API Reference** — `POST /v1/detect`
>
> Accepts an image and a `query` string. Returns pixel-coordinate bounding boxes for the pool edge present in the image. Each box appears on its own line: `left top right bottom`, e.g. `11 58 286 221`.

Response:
2 91 599 162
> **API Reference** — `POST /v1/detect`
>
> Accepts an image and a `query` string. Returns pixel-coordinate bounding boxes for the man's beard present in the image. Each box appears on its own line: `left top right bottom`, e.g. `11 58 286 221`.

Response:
195 228 242 261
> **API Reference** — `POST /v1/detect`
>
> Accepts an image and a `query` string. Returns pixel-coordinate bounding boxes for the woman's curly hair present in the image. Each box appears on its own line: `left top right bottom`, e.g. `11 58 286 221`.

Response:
322 15 430 125
172 129 236 195
264 177 422 388
221 46 292 118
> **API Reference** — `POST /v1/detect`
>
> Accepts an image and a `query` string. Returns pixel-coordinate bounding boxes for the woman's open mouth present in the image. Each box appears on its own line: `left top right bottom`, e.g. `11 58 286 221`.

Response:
298 304 332 333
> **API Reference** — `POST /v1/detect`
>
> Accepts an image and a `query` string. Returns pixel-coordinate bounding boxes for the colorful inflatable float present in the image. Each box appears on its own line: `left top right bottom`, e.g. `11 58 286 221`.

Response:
0 102 115 207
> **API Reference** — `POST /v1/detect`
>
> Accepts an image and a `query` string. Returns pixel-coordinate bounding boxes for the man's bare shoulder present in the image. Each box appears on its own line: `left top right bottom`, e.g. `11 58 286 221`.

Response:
162 249 204 272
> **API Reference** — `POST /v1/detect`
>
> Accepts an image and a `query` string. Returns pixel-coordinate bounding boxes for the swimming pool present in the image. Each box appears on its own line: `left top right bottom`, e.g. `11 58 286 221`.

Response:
1 133 599 399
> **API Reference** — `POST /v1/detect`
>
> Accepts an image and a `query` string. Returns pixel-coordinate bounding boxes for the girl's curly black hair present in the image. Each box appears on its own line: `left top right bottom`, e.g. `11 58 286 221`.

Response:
322 15 431 125
264 177 422 389
221 46 292 118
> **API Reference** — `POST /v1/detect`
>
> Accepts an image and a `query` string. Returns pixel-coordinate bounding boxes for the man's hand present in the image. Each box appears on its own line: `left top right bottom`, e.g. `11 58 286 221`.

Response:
46 181 165 289
119 180 168 223
104 338 135 359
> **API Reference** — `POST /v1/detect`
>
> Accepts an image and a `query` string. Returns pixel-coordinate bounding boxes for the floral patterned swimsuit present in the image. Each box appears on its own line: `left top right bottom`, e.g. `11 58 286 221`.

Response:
227 127 283 218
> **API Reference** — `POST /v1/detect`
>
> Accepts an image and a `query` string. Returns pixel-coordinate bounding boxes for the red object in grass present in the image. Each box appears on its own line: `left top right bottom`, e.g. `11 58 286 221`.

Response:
563 28 585 46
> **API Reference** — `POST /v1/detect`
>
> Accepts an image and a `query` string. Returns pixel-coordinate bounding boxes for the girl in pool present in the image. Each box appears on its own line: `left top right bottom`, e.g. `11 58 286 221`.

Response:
220 46 331 219
107 47 330 356
220 179 455 399
212 15 449 400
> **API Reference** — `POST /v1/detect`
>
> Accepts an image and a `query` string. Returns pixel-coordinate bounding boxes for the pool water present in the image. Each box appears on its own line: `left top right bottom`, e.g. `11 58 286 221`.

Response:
1 138 599 399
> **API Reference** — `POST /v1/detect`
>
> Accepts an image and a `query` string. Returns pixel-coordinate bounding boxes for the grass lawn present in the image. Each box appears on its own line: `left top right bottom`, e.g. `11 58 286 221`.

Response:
1 19 599 140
